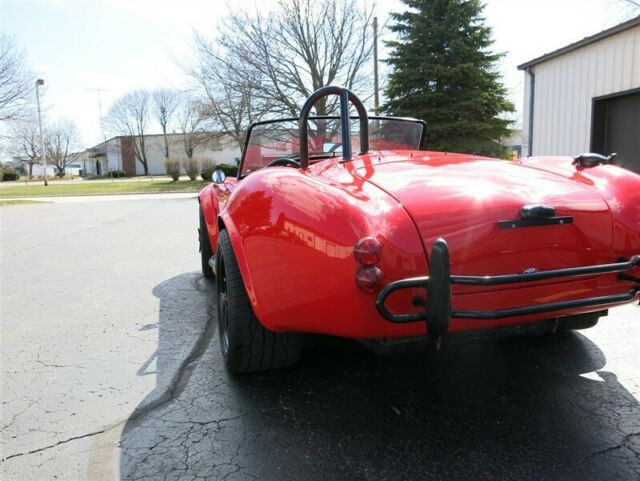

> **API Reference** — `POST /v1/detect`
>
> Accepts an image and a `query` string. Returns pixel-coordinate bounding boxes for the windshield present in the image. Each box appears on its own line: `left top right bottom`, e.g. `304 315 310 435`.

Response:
240 116 425 177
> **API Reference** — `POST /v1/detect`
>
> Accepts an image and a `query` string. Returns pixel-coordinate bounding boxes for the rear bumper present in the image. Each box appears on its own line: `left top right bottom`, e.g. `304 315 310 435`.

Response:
375 238 640 336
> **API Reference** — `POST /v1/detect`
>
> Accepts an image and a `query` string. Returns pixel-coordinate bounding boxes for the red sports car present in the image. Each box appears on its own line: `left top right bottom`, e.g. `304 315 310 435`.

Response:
198 86 640 373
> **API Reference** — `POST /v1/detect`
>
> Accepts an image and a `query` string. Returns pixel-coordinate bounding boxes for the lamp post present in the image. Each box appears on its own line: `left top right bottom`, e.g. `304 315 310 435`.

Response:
35 78 48 186
373 16 379 114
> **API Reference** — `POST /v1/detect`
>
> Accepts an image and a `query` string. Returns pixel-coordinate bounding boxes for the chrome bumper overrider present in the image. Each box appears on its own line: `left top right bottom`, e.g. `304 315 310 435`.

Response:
375 238 640 336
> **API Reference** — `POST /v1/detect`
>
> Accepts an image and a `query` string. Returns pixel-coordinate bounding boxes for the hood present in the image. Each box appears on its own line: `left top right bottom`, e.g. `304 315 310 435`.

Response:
354 154 613 276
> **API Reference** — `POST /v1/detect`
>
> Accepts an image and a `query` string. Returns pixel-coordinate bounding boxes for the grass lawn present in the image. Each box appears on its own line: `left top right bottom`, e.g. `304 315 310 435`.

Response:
0 199 50 205
0 180 208 198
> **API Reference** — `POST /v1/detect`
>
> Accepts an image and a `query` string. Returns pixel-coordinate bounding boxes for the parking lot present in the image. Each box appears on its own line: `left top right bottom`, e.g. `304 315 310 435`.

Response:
1 197 639 480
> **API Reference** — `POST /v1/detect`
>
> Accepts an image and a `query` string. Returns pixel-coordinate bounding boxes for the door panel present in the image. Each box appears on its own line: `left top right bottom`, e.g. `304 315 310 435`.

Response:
592 91 640 173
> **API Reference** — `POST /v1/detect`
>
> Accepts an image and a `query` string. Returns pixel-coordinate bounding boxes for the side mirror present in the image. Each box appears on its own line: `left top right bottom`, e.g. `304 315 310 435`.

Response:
212 169 226 184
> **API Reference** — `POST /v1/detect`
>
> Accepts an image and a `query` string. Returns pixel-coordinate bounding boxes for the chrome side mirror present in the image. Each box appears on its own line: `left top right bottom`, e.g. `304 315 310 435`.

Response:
212 169 226 184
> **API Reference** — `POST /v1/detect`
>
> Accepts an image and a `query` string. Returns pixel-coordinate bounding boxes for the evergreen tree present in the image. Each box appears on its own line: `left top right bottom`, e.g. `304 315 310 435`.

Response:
383 0 514 157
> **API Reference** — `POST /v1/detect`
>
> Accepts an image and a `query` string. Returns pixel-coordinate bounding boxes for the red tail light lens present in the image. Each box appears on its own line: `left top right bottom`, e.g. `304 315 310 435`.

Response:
354 237 382 265
355 265 383 293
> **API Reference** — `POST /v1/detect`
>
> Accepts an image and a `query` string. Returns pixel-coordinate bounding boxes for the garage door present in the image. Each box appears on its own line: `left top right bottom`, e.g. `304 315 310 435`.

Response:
591 90 640 173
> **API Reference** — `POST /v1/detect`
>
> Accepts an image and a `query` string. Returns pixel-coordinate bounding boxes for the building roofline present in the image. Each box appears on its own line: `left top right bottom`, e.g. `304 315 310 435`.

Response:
517 15 640 70
86 131 230 151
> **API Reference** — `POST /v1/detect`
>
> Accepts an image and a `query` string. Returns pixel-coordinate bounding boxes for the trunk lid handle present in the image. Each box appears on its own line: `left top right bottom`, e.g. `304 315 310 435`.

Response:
520 204 556 220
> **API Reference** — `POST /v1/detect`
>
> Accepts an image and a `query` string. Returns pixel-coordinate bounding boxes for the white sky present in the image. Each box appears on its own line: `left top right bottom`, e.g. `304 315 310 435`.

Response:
0 0 637 148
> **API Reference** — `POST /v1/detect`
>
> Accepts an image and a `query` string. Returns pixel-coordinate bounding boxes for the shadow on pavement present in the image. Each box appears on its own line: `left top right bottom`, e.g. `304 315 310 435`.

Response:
119 272 640 480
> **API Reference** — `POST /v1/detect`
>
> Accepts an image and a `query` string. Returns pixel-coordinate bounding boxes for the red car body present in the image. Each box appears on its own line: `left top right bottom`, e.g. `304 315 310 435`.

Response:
198 87 640 344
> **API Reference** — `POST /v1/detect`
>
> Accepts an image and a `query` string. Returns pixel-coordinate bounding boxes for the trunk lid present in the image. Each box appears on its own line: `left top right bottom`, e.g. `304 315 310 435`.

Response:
355 155 613 276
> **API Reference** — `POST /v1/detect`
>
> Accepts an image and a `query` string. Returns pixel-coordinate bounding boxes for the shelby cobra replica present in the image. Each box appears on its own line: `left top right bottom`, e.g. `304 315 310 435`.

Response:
198 86 640 373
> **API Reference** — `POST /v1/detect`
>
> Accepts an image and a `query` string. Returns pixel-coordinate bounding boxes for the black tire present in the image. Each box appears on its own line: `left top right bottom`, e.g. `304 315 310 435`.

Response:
216 229 304 372
199 206 214 279
556 312 601 331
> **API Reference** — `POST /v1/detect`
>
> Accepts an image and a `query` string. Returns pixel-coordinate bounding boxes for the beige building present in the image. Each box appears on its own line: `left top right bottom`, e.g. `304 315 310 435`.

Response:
519 16 640 172
84 133 241 177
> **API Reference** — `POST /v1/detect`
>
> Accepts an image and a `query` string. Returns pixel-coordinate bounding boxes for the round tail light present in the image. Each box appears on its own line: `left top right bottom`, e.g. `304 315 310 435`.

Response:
354 237 382 265
355 265 383 293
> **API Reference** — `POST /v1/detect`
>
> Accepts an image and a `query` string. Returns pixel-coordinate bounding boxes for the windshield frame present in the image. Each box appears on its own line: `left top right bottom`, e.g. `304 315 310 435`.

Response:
238 115 427 179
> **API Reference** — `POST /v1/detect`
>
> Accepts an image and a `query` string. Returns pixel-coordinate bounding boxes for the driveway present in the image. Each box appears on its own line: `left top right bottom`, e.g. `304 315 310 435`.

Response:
1 198 639 480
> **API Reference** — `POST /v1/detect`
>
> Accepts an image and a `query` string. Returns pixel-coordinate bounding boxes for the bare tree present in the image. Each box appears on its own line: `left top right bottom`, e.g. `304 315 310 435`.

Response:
176 94 209 160
104 90 151 175
190 0 375 145
45 118 81 176
0 34 35 122
621 0 640 13
220 0 374 115
8 119 40 177
152 88 180 159
610 0 640 18
190 39 271 150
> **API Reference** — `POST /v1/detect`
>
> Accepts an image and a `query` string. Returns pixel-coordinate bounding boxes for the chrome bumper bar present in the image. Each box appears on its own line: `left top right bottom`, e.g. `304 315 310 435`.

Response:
375 238 640 336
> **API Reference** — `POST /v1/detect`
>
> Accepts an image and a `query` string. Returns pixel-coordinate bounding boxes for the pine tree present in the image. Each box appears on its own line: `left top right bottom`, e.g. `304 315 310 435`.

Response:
383 0 514 157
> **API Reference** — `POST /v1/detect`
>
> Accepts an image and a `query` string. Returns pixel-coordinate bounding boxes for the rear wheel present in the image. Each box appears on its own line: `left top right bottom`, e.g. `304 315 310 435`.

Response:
556 311 602 331
199 206 214 279
216 229 304 372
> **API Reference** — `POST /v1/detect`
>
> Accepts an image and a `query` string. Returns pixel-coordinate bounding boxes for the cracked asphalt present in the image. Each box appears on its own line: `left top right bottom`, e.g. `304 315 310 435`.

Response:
1 197 639 480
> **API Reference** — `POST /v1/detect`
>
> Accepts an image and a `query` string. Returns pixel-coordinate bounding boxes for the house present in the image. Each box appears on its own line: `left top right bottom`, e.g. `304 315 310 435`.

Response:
518 16 640 172
31 162 82 177
84 133 241 177
20 152 85 177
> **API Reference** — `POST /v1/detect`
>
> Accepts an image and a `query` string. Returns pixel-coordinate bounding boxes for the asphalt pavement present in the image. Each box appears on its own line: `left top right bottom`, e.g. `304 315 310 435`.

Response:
1 197 639 480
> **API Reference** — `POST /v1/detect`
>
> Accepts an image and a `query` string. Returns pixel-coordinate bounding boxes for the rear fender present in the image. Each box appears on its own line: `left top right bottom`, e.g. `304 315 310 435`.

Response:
579 165 640 264
218 166 428 338
521 157 640 264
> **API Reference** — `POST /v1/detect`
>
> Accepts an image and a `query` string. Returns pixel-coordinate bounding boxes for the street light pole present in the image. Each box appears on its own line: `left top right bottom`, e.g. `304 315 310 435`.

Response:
373 16 380 114
35 79 48 186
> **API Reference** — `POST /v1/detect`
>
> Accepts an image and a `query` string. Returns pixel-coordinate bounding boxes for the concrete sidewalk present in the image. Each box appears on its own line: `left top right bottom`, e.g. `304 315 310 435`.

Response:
0 175 197 187
2 192 199 203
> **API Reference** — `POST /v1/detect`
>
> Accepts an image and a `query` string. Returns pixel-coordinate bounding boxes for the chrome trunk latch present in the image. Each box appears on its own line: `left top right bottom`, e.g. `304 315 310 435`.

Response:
520 204 555 220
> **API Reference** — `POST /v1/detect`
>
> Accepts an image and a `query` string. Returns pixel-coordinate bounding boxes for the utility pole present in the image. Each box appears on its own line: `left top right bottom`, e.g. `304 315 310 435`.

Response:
86 88 108 141
87 88 109 179
35 79 48 186
373 16 380 114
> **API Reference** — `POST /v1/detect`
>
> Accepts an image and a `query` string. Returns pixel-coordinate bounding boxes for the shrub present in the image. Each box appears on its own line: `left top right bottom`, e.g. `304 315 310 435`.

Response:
183 158 199 181
217 163 239 178
163 158 181 181
2 170 20 181
200 159 215 181
110 170 126 178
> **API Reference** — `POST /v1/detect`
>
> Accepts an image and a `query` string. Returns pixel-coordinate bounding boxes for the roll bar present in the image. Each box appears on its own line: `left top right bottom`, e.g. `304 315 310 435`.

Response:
299 86 369 169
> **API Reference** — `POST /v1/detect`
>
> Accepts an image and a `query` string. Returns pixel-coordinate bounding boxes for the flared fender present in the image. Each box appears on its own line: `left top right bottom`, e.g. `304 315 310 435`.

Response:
577 165 640 263
216 166 429 338
521 156 640 263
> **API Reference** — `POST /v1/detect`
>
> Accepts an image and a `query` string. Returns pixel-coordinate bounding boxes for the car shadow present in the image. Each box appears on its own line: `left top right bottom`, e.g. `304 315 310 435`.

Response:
119 272 640 481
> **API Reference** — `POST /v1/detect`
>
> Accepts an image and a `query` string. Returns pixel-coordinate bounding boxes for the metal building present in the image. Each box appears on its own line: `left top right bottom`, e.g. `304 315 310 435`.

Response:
519 16 640 172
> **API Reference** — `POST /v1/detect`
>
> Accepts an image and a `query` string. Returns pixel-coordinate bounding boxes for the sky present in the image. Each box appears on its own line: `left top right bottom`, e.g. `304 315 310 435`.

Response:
0 0 637 149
